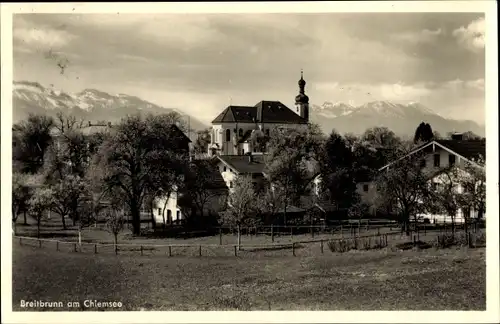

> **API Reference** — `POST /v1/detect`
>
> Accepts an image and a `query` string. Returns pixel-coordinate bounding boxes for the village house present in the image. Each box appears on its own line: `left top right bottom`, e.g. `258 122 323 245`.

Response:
376 133 486 223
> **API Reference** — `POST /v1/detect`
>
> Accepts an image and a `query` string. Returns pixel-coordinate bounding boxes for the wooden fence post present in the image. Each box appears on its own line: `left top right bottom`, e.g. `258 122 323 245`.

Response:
56 241 59 252
115 244 118 255
219 227 223 245
19 237 22 246
199 245 202 257
377 227 380 236
94 244 97 254
340 224 343 238
290 227 293 240
39 239 42 248
292 243 296 257
320 240 324 254
271 225 274 242
140 245 143 256
74 243 77 252
234 245 237 257
168 246 172 257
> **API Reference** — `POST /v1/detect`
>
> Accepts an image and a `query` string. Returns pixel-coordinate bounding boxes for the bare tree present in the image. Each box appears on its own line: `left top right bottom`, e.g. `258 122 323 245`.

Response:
455 155 486 234
105 209 126 249
54 111 85 134
219 176 258 250
12 173 42 233
375 150 432 236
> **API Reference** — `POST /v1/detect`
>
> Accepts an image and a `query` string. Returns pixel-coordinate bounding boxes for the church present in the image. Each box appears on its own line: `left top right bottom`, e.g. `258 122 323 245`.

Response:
207 72 311 156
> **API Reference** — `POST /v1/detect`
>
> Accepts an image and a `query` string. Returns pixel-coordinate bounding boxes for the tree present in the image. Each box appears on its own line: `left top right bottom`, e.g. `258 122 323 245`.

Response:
105 209 125 249
51 175 88 229
177 160 227 228
318 130 358 212
12 114 55 174
12 173 41 233
429 167 460 236
99 114 189 235
256 186 286 224
219 176 258 250
54 111 85 134
264 125 323 225
361 126 402 167
374 150 432 236
414 122 434 143
28 187 55 238
455 155 486 234
194 128 211 155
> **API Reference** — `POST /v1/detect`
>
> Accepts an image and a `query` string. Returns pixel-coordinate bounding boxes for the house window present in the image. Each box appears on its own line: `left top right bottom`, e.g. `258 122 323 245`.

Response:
225 129 231 142
223 166 227 172
229 181 233 188
363 184 369 192
158 208 162 215
167 210 172 223
239 128 243 137
433 154 440 167
420 159 426 168
448 154 456 166
176 211 180 220
242 149 245 155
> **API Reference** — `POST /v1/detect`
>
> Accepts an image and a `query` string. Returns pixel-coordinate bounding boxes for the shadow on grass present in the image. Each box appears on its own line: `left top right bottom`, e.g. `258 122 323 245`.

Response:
395 241 433 250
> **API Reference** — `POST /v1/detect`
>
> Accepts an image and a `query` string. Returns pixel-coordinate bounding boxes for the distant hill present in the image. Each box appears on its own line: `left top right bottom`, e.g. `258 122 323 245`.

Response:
310 100 485 137
12 81 484 138
12 81 209 137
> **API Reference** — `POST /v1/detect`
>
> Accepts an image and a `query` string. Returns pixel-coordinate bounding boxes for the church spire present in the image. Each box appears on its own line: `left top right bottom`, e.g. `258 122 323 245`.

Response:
298 69 306 94
295 70 310 122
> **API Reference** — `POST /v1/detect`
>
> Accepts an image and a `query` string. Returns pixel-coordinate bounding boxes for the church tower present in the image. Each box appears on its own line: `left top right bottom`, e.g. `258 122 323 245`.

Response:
295 70 309 122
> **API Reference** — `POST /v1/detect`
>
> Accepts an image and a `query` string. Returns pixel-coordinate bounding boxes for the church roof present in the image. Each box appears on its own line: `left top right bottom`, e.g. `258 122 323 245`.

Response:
211 101 307 125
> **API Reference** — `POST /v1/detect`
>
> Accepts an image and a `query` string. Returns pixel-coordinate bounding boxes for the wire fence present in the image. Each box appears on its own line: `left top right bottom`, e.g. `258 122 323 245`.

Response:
13 223 485 258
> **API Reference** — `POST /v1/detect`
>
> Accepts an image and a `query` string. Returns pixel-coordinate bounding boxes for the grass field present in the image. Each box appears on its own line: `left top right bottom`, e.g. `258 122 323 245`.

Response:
12 242 485 311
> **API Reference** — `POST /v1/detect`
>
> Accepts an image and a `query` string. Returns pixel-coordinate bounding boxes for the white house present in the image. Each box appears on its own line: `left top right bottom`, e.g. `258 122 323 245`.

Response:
152 174 228 226
379 135 486 223
208 72 310 157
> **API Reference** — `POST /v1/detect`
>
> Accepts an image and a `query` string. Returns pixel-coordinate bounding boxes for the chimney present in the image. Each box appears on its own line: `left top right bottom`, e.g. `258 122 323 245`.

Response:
451 133 463 141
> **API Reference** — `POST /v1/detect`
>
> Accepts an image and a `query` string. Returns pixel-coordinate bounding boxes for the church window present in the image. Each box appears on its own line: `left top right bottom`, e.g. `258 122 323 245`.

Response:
239 128 243 137
225 129 231 142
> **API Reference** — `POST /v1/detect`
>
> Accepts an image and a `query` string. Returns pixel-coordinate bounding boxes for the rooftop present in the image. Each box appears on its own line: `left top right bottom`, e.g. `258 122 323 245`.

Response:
217 154 266 175
211 100 307 124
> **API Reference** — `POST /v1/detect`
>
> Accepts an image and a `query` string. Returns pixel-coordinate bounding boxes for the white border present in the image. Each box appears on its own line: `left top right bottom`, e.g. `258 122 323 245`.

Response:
1 2 498 323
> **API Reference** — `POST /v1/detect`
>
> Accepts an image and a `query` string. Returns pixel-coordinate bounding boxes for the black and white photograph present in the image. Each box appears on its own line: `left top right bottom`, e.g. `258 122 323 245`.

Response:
1 1 498 323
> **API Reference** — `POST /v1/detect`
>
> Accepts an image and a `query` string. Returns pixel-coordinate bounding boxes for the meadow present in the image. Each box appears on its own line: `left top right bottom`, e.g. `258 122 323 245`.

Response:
12 242 486 311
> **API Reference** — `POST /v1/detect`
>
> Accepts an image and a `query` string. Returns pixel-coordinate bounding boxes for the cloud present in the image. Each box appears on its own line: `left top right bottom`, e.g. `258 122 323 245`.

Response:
14 27 74 48
453 18 485 52
391 28 444 44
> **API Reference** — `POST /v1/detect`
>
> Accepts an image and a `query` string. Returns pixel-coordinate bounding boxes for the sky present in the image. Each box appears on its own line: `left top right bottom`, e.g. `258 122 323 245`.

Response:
13 12 486 124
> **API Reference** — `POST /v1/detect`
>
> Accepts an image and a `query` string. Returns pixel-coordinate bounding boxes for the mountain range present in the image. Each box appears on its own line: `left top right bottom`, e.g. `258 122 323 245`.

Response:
310 101 484 137
12 81 207 137
12 81 484 138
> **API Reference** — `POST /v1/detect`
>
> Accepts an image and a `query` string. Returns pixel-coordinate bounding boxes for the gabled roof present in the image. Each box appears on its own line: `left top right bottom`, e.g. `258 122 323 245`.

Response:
379 139 485 171
217 154 266 175
168 124 192 143
435 139 485 161
190 159 227 189
211 101 307 124
254 100 308 124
